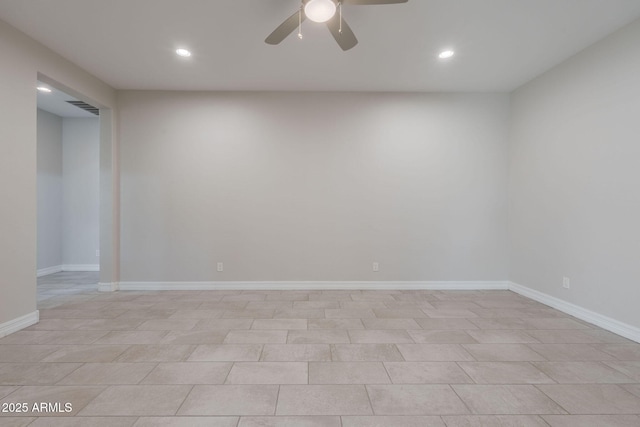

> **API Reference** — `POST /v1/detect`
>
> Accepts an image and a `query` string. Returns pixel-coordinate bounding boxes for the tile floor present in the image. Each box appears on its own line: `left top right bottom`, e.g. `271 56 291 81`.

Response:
1 272 639 425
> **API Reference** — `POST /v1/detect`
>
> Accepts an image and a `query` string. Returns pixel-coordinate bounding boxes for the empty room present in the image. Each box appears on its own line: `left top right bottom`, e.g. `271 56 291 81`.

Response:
1 1 640 426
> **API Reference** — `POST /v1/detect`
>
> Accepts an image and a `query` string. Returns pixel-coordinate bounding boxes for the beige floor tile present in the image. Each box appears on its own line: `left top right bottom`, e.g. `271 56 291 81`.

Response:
188 344 263 361
384 362 473 384
468 318 529 330
277 385 372 415
134 416 238 426
160 330 228 344
605 361 640 381
533 361 635 383
361 319 421 330
416 319 478 330
34 330 109 345
25 319 90 331
342 415 445 426
331 344 404 362
372 309 427 318
367 384 469 415
57 362 156 385
580 329 636 344
542 415 640 427
0 363 82 385
348 330 414 344
0 345 62 362
75 319 144 330
0 385 106 416
222 309 274 319
293 301 341 309
463 344 546 361
251 319 307 330
537 384 640 414
0 331 52 344
408 330 478 344
240 417 341 427
94 331 168 345
273 309 325 319
114 344 195 362
168 310 224 319
396 344 475 361
458 362 554 384
222 294 267 302
0 386 18 399
524 330 603 344
0 418 35 426
452 385 565 414
80 384 191 416
42 345 131 362
621 383 640 398
260 344 331 361
598 344 640 360
226 362 307 384
200 302 248 310
288 330 350 344
308 319 365 330
224 330 287 344
117 309 176 319
466 330 539 344
527 344 614 361
423 309 478 318
194 319 253 330
325 309 375 319
178 385 278 415
28 417 137 426
136 319 199 331
141 362 232 384
524 318 592 330
341 301 388 310
309 362 390 384
442 415 549 426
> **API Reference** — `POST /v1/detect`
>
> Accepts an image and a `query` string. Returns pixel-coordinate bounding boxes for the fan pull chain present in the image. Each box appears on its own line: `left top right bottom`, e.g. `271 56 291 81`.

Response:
339 2 343 34
298 7 303 39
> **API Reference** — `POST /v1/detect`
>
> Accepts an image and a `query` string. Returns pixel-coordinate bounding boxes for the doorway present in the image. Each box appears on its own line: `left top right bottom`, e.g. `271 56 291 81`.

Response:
36 81 101 297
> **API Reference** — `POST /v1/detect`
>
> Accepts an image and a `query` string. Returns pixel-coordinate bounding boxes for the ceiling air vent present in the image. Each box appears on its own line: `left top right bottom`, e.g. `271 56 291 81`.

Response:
66 100 99 116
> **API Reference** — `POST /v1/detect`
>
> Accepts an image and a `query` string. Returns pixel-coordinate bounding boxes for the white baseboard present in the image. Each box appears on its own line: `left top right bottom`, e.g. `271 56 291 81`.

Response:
37 265 63 277
118 280 509 291
62 264 100 272
37 264 100 277
0 311 39 338
98 282 119 292
509 281 640 344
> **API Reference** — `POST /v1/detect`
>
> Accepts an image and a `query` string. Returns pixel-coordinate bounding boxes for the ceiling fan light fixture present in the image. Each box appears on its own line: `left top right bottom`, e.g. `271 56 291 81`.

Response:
304 0 337 23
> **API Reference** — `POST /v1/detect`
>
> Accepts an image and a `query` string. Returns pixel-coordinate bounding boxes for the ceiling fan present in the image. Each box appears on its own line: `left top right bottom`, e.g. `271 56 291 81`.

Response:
265 0 409 51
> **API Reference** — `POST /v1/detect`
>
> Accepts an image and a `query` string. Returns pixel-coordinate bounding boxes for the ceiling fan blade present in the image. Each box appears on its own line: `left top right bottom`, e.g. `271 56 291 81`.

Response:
326 15 358 51
265 9 305 45
342 0 408 5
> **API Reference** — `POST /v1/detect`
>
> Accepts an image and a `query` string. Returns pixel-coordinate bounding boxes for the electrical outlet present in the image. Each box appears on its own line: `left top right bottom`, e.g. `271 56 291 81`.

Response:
562 277 570 289
217 262 224 272
372 262 379 272
95 250 100 257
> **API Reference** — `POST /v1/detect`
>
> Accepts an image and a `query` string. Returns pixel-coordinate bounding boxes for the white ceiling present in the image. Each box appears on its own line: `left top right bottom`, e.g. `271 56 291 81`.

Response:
2 0 640 92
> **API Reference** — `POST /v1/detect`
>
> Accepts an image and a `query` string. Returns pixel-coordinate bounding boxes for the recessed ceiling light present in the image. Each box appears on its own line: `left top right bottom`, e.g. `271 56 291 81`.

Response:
176 48 192 57
37 86 52 93
438 50 455 59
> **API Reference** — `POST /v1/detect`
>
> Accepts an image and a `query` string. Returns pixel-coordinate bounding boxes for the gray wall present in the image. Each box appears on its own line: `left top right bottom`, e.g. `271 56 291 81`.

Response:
63 117 100 267
36 109 63 271
119 91 510 282
509 19 640 327
0 18 116 327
